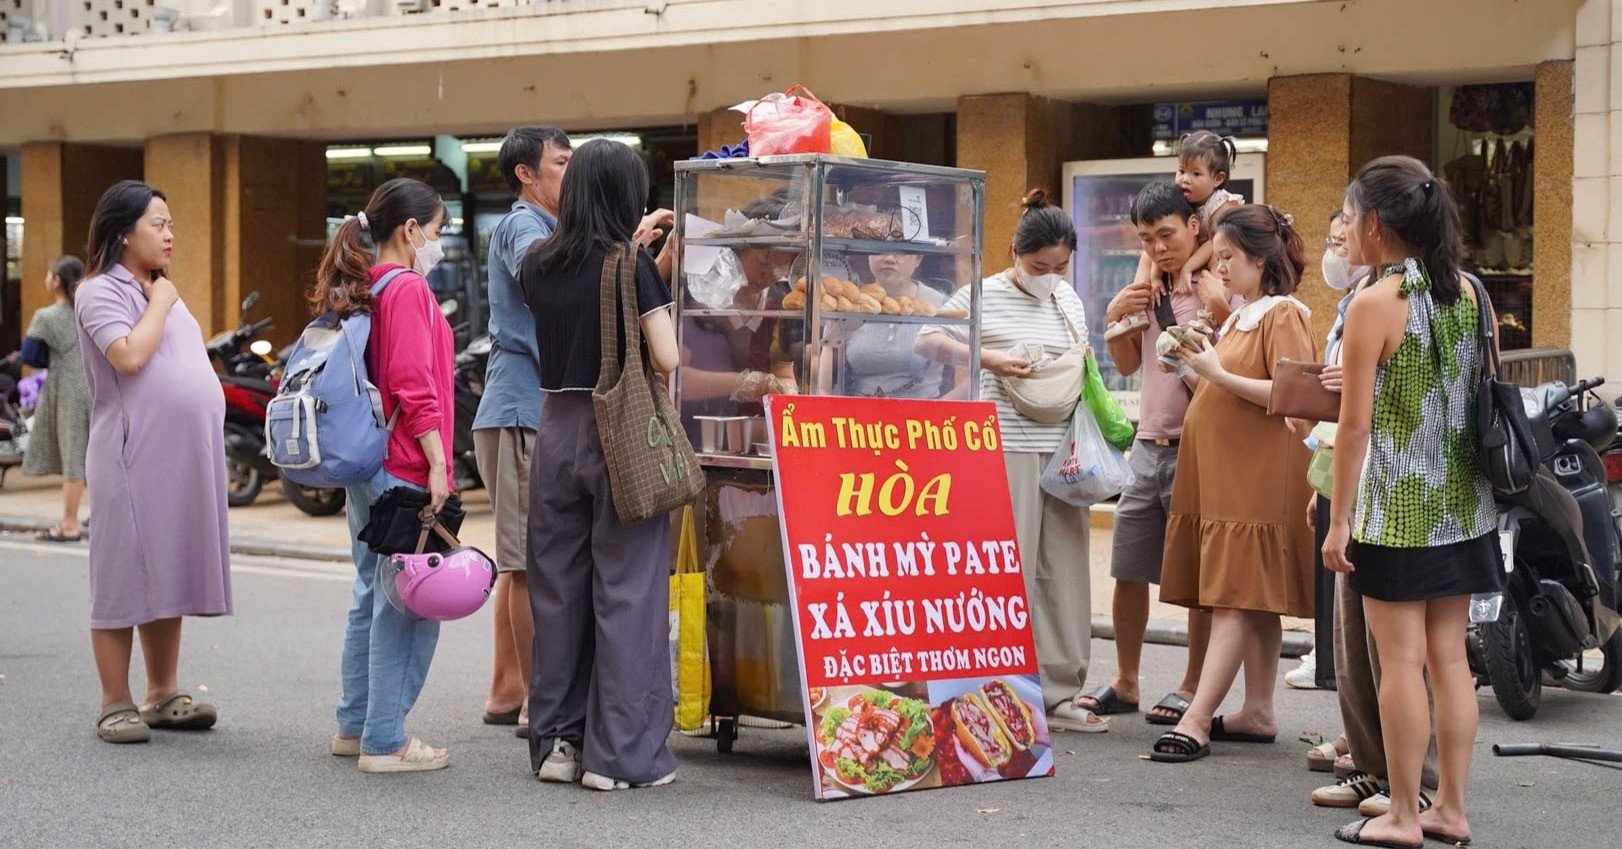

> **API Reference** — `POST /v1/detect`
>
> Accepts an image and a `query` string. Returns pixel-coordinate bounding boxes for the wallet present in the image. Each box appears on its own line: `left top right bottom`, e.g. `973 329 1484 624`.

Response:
1267 358 1341 422
358 488 466 555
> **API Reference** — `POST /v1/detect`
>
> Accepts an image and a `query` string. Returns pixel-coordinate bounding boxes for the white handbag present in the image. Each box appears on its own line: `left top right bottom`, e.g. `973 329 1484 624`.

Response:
1001 298 1087 424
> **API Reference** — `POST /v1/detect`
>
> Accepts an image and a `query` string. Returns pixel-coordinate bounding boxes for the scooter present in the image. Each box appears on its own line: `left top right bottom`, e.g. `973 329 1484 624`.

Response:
1469 377 1622 720
206 292 345 515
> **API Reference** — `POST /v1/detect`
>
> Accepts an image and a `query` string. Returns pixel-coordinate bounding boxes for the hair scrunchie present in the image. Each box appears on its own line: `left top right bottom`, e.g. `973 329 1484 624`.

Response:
356 211 370 231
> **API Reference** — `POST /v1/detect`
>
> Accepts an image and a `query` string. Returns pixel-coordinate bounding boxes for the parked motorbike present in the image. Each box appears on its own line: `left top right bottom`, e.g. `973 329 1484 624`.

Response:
450 321 490 493
1469 377 1622 720
207 293 345 515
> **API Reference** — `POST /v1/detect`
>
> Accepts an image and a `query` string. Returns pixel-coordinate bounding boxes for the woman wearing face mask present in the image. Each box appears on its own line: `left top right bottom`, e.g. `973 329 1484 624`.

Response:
316 177 459 774
1288 211 1375 696
916 189 1099 730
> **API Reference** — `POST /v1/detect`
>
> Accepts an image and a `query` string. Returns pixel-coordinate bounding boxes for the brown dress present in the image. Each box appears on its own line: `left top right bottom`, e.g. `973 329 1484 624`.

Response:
1160 297 1317 618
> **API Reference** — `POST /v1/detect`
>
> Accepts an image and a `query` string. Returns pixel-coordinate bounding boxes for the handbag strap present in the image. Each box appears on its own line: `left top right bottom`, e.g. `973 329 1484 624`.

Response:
1463 272 1500 380
413 518 462 555
1151 281 1195 400
595 243 647 393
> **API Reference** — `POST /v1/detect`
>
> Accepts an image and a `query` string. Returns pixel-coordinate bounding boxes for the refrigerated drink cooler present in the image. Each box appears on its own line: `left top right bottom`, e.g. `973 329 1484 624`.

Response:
1062 155 1265 420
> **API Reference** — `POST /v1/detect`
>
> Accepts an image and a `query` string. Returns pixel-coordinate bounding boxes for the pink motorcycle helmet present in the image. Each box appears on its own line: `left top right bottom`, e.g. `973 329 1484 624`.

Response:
381 524 496 622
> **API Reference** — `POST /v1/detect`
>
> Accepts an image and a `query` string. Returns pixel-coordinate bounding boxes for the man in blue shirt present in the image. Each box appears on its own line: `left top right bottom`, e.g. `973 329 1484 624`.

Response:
476 125 570 732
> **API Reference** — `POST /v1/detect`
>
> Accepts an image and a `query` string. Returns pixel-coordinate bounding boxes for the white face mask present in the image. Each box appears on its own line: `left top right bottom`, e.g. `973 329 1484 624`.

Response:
1321 249 1367 291
1015 263 1065 299
410 228 445 277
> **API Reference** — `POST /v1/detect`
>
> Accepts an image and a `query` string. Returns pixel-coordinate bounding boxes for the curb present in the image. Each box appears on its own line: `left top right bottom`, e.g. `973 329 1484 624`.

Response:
1093 614 1314 658
0 514 349 563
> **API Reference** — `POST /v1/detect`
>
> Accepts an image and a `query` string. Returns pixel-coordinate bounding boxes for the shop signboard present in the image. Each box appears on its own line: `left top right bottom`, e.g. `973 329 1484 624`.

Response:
765 395 1053 801
1152 99 1269 140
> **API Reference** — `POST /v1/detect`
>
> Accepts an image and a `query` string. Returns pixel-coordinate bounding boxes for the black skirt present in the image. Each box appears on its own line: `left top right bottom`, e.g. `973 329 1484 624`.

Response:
1348 531 1504 602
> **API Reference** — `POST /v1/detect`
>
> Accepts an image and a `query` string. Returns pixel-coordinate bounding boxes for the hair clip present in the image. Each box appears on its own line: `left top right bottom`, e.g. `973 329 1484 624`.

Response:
1420 180 1435 197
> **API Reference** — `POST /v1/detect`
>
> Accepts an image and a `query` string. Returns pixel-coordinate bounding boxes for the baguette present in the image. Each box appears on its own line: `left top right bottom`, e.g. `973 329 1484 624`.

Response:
951 692 1012 769
979 680 1036 752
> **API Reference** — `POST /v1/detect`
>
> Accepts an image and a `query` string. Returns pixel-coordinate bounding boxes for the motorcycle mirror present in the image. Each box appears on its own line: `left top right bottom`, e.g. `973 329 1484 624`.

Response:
241 291 260 313
249 340 274 357
441 299 460 318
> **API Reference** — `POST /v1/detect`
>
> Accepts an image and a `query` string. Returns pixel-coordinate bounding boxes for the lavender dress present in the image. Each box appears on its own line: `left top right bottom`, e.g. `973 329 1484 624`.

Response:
75 264 232 629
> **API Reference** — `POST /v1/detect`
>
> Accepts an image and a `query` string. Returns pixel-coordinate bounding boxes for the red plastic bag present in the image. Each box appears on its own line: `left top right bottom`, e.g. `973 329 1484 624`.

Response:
744 86 833 156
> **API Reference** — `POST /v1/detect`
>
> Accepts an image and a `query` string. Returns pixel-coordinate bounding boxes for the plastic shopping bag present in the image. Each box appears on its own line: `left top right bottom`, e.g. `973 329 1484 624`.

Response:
669 506 711 731
830 118 868 158
1083 353 1135 450
1041 402 1135 507
745 86 834 156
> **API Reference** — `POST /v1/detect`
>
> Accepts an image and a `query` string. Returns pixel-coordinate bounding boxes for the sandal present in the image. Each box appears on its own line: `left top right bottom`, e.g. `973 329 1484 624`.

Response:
1421 829 1472 847
1149 731 1210 763
1146 692 1192 726
139 691 217 730
96 702 152 744
1334 820 1422 848
358 738 450 774
482 706 521 726
1076 685 1140 716
1308 737 1350 772
36 528 84 543
1209 714 1276 744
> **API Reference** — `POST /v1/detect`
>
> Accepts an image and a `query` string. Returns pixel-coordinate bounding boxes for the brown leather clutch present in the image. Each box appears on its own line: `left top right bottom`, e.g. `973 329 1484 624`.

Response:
1267 358 1341 422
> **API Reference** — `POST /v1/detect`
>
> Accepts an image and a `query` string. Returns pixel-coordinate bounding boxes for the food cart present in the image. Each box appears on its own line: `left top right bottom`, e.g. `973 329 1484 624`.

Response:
671 154 986 750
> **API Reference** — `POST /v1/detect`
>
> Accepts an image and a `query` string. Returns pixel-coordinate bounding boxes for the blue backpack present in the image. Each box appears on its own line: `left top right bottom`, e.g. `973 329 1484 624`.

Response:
265 269 405 488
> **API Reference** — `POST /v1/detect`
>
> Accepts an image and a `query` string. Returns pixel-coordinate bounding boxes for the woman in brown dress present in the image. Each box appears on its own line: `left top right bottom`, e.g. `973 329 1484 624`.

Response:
1149 204 1317 762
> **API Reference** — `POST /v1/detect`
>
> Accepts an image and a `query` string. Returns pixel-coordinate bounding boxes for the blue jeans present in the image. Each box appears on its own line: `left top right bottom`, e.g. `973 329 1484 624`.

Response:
336 468 441 755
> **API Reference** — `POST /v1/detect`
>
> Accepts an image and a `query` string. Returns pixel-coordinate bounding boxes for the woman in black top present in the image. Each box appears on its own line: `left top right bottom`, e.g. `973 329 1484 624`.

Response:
519 139 679 791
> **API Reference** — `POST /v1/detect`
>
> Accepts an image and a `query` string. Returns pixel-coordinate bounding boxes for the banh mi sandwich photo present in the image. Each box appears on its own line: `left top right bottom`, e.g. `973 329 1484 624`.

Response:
951 692 1012 770
979 679 1037 752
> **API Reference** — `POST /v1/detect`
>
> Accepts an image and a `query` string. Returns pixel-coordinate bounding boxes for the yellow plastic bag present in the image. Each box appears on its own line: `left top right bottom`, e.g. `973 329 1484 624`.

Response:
669 506 710 731
830 118 868 158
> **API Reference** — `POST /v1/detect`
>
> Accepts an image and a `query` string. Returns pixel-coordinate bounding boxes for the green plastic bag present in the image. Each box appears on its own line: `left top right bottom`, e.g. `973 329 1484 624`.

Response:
1083 354 1135 450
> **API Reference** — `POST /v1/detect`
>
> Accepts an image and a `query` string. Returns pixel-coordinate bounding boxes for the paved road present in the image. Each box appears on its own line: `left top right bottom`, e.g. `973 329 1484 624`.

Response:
1 534 1617 849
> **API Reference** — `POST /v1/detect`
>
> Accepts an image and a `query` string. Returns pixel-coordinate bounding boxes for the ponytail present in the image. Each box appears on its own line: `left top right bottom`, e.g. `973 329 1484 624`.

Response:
1346 156 1464 303
309 177 444 317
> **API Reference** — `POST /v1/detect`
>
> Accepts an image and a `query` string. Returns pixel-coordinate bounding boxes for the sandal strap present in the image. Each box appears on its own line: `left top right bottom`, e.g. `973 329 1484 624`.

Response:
1154 731 1202 754
98 702 139 725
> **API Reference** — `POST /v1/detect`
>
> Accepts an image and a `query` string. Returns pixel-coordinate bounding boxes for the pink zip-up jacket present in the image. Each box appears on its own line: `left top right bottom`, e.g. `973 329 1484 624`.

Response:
368 264 455 490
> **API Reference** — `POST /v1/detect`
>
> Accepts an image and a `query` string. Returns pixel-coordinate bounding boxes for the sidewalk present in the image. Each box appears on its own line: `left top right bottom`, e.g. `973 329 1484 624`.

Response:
0 474 1312 653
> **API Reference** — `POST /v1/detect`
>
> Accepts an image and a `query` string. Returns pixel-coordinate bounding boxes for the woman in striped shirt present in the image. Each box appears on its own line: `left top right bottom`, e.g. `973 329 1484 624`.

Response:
916 189 1100 732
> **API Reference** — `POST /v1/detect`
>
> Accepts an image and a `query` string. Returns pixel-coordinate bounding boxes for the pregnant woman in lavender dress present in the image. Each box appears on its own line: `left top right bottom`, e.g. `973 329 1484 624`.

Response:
74 181 232 744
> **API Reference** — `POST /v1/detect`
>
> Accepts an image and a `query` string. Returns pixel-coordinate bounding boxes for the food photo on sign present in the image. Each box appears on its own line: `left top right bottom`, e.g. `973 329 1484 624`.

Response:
764 394 1052 801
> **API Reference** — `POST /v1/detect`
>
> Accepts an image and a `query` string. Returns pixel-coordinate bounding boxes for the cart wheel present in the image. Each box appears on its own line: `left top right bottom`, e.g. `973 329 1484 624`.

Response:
716 717 738 754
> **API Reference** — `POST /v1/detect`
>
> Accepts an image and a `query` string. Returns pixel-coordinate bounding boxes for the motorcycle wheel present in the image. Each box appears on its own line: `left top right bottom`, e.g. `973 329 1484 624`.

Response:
1482 589 1543 720
280 478 346 517
226 457 263 507
1560 627 1622 694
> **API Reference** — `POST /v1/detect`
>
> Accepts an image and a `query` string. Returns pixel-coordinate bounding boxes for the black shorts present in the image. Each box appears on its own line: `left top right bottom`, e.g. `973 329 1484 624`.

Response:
1348 531 1504 602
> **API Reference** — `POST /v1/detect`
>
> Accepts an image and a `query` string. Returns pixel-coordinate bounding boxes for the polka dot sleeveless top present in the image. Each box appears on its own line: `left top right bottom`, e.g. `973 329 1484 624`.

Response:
1354 258 1496 548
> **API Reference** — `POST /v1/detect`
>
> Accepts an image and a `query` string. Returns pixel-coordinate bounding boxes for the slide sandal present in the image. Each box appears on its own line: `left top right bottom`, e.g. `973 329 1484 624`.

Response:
1210 715 1276 744
1146 692 1191 726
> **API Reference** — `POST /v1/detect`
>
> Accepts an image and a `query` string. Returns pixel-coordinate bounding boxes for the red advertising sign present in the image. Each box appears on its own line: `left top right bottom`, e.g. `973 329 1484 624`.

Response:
765 395 1053 801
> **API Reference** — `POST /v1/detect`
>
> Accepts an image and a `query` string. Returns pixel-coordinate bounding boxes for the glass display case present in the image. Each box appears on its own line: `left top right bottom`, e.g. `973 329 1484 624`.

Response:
671 154 985 737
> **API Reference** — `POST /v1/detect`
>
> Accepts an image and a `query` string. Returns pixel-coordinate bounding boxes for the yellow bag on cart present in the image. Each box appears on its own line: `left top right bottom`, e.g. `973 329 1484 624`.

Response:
830 118 868 158
669 506 710 731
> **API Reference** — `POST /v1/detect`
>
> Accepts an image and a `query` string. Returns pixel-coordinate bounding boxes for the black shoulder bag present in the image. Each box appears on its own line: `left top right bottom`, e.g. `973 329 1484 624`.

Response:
1466 274 1537 496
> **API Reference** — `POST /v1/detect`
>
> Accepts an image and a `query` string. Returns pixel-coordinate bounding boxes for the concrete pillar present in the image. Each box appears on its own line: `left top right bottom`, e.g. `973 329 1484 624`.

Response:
1266 74 1433 348
145 133 228 332
19 142 144 326
142 133 326 343
1534 60 1575 352
1567 0 1615 377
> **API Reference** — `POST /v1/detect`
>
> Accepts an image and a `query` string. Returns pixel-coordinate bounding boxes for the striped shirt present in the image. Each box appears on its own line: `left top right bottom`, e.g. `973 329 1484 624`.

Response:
921 270 1088 453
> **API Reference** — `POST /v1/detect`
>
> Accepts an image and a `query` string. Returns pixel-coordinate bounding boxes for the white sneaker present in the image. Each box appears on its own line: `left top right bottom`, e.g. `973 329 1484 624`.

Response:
582 769 677 791
1047 699 1109 733
1359 787 1435 817
1285 650 1319 689
536 739 582 783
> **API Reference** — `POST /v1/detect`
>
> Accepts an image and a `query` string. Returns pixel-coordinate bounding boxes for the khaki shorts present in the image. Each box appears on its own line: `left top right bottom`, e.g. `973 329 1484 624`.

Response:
1109 440 1180 584
473 426 535 574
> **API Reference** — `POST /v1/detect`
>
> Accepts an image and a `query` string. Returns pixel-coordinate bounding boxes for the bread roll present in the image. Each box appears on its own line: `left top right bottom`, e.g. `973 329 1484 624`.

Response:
861 284 886 299
881 297 902 315
783 290 806 310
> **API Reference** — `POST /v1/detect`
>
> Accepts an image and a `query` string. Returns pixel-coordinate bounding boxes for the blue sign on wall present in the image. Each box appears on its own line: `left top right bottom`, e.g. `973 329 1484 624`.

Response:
1153 100 1269 140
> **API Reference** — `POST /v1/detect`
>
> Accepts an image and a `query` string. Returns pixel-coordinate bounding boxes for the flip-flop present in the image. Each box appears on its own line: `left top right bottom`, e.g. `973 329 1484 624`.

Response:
1077 685 1140 716
1334 820 1422 848
1149 731 1210 763
36 528 84 543
1146 692 1192 726
96 702 151 744
482 706 521 726
1210 714 1276 744
139 691 217 730
1421 828 1472 846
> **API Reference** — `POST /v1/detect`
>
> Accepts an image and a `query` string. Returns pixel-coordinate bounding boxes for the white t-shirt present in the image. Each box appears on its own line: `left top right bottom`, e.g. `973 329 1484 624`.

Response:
921 270 1088 453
